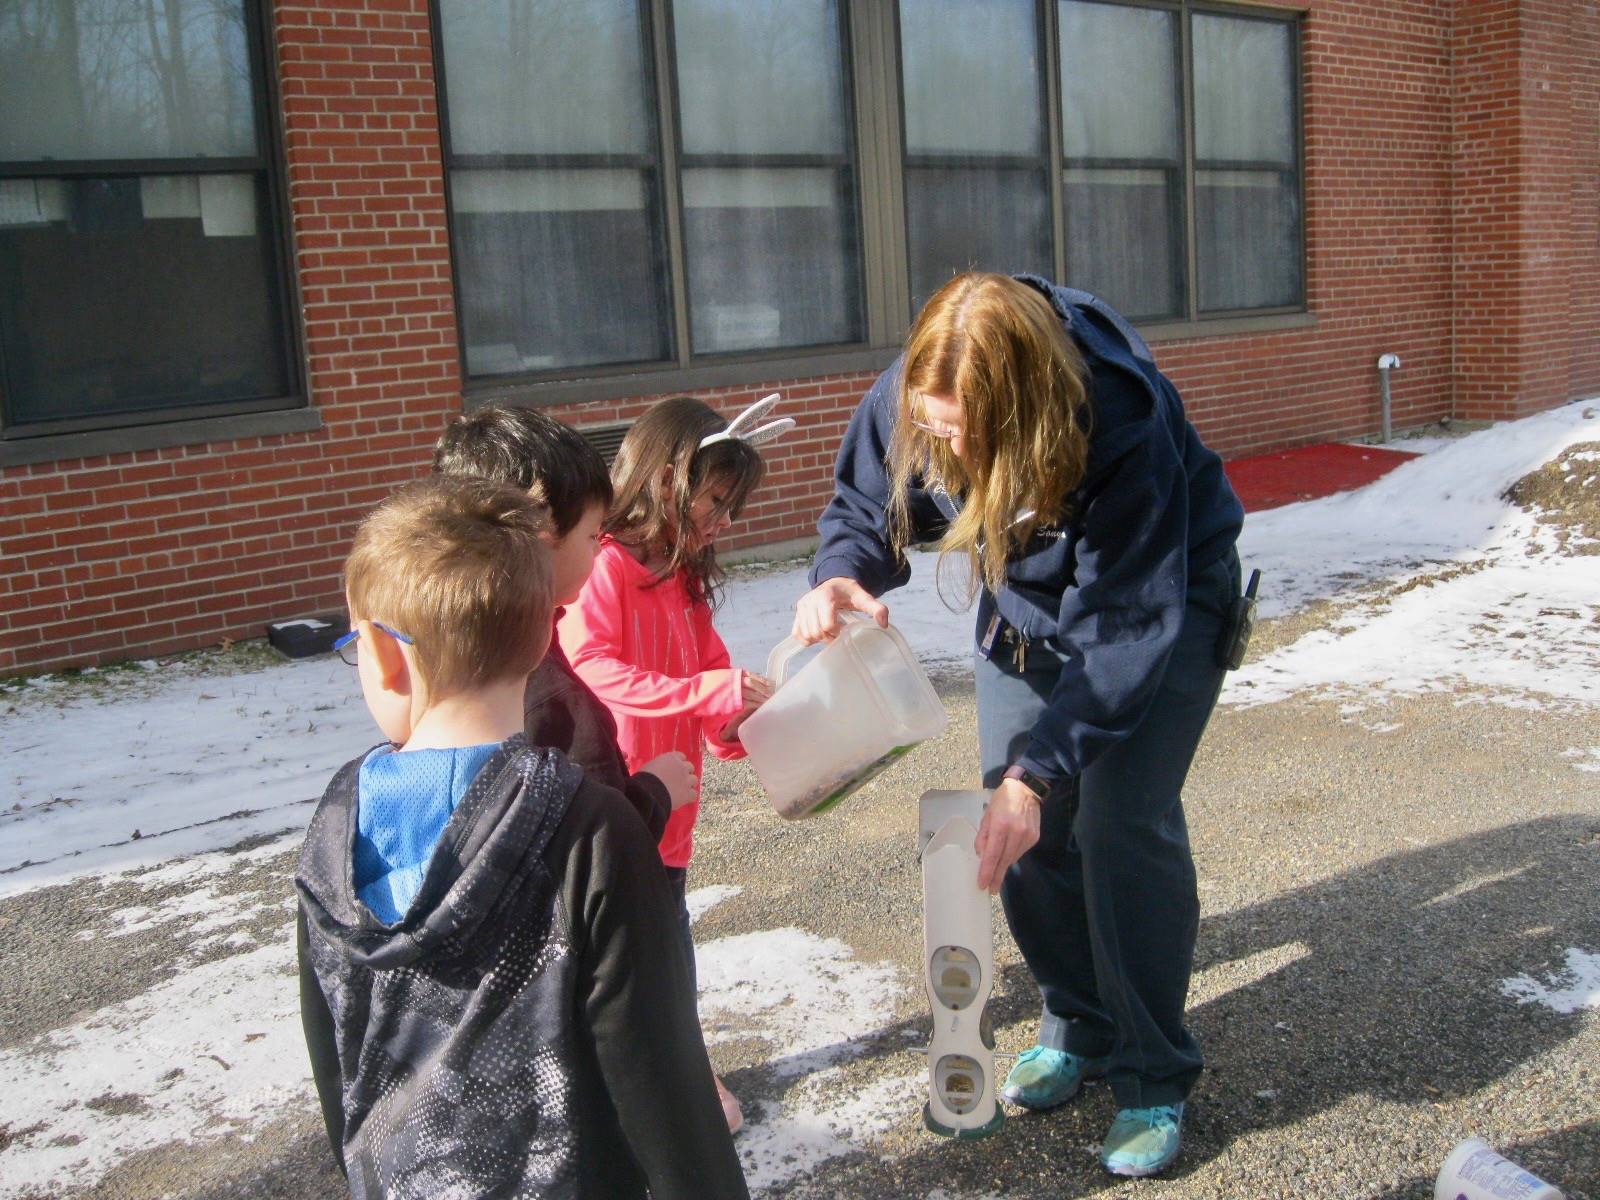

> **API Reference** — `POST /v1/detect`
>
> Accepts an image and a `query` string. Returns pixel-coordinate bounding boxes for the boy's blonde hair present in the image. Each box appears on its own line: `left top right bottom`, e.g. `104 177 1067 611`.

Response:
344 477 552 698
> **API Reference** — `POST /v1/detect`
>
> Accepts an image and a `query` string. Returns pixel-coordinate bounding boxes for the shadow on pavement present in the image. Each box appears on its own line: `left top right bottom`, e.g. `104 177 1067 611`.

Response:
765 813 1600 1197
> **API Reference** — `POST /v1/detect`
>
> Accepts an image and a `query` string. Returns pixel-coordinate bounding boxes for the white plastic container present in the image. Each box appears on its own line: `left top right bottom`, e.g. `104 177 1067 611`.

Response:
740 618 947 819
1435 1138 1564 1200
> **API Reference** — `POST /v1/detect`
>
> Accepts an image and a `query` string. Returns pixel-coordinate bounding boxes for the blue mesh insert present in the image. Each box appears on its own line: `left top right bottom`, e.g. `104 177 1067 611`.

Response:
353 742 500 923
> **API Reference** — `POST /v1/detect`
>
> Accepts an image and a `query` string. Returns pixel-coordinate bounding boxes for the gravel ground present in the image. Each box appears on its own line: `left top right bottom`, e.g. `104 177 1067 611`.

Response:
3 636 1597 1198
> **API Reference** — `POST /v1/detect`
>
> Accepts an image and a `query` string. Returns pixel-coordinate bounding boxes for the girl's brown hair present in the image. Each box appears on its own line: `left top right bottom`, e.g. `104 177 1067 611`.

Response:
888 273 1091 599
605 396 764 609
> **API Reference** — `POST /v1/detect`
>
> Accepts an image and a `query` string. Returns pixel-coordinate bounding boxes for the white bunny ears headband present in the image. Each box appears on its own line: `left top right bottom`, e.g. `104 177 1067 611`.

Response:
698 393 796 452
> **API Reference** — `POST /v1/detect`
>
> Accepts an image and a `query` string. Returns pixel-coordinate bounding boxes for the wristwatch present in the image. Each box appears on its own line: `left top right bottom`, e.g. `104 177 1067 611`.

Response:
1003 763 1053 802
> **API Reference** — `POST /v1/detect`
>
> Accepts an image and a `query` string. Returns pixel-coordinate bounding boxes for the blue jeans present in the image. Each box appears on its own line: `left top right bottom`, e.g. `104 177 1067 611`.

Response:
978 550 1237 1108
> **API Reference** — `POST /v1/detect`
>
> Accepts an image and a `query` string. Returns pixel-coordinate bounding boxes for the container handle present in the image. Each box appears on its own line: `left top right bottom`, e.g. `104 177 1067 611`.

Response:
765 611 870 684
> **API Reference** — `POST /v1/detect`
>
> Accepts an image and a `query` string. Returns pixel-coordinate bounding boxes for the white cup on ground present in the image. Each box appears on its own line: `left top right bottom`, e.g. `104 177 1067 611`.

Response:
1435 1138 1564 1200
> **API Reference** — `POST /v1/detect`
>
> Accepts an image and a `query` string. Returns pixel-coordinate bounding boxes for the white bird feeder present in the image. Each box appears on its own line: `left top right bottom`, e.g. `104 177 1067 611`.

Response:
918 789 1005 1139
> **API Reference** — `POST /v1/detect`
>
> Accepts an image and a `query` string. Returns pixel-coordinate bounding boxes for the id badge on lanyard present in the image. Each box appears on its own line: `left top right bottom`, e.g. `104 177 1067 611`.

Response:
978 612 1003 660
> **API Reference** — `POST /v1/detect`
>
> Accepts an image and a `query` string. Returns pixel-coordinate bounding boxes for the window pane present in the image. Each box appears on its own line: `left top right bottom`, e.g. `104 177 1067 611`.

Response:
1193 15 1295 165
450 168 670 372
436 0 672 372
1058 1 1183 318
1063 167 1181 320
899 0 1041 156
1193 14 1300 311
438 0 650 155
0 1 256 161
681 168 860 353
1059 1 1179 162
674 0 845 156
905 167 1051 311
674 1 862 354
1196 170 1301 311
0 174 288 425
899 0 1048 313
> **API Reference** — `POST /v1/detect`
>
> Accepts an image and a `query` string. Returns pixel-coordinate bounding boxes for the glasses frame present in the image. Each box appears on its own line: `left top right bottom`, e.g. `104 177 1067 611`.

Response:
909 394 964 441
333 621 414 666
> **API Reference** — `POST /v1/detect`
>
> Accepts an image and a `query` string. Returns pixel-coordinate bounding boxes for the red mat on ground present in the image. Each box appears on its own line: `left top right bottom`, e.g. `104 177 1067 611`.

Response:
1223 442 1421 513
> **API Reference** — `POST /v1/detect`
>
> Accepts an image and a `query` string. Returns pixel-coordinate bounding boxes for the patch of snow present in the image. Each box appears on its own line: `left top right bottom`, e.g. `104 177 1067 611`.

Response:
1560 747 1600 773
0 941 307 1199
1227 405 1600 710
698 928 905 1078
739 1069 920 1193
686 883 742 923
1501 948 1600 1014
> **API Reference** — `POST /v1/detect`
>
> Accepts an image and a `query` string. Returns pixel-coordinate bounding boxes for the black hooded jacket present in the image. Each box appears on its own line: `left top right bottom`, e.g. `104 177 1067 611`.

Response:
295 736 747 1199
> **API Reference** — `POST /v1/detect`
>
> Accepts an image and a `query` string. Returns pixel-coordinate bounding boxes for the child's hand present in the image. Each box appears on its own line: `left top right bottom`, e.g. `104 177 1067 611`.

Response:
640 751 698 810
718 672 775 741
741 672 775 709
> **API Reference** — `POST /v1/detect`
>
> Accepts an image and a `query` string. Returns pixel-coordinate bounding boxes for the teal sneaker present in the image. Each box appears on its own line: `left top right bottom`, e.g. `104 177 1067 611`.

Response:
1000 1045 1107 1111
1100 1103 1184 1177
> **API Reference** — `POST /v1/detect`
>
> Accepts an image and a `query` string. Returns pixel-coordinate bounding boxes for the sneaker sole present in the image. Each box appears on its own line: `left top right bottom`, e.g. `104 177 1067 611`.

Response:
1102 1156 1178 1178
1101 1139 1181 1177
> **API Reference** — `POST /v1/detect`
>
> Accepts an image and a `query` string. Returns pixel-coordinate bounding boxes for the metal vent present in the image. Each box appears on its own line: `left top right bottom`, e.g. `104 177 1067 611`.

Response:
579 422 631 465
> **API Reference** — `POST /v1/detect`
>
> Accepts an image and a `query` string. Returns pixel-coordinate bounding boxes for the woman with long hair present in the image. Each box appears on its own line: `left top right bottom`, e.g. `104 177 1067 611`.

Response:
793 273 1245 1178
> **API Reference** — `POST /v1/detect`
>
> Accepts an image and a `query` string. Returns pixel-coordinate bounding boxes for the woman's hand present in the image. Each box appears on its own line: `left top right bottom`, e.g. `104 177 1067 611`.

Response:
791 577 889 644
974 778 1043 894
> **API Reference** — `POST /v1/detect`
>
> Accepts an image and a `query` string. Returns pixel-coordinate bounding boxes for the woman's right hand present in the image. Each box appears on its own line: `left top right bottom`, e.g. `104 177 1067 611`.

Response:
640 751 698 810
791 577 889 644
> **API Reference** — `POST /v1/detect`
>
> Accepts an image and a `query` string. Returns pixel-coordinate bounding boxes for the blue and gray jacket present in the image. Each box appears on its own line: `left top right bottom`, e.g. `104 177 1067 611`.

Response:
810 276 1243 788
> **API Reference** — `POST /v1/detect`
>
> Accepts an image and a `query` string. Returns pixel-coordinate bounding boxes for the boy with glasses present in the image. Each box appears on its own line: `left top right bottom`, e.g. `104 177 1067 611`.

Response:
295 477 747 1199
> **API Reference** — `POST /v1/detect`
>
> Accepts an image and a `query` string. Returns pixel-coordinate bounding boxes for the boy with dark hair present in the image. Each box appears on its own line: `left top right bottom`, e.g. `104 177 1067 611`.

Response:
295 477 747 1199
433 405 696 844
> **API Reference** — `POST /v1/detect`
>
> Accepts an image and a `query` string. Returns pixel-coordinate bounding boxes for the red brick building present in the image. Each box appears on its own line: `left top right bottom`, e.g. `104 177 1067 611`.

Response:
1 0 1596 675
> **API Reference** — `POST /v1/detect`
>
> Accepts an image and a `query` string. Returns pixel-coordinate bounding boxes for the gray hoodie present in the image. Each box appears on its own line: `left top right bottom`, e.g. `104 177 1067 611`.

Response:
296 735 747 1199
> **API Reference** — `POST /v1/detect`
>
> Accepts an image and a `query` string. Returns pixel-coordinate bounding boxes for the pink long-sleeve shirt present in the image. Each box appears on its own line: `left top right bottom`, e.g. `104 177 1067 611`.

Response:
557 538 746 868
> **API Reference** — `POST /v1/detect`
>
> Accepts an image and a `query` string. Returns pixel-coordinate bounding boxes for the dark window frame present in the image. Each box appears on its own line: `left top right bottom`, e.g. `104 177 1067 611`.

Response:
0 0 309 464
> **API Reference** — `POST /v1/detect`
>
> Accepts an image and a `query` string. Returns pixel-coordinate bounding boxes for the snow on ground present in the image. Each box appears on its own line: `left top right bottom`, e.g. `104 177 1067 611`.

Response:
0 884 913 1199
1226 403 1600 712
2 403 1597 1194
0 933 306 1197
1501 949 1600 1015
0 552 972 899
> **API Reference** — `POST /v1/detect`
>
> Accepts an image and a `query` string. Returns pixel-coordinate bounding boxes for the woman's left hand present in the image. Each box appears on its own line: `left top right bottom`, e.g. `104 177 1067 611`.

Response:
974 778 1043 894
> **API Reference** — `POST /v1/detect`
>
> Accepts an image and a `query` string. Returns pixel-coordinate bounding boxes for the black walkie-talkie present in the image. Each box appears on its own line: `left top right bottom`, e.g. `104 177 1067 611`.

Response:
1216 569 1261 671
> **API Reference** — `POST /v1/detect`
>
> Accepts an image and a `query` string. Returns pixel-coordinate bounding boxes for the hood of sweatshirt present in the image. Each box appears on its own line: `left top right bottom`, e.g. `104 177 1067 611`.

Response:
296 734 582 972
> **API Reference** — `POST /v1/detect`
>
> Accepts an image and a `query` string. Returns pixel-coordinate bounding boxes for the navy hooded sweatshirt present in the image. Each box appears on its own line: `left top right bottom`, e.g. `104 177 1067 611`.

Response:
810 277 1243 788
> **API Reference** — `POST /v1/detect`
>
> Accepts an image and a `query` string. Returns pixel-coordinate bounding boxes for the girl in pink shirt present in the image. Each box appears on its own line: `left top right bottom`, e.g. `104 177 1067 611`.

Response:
559 395 787 1134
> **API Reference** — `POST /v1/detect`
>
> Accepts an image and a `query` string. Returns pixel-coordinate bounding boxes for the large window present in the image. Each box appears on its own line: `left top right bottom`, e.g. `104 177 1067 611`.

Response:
435 0 863 381
0 0 296 437
899 0 1302 324
435 0 1302 396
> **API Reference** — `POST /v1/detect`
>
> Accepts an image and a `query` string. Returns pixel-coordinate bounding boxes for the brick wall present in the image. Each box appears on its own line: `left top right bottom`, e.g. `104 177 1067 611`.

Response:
2 0 1597 676
0 1 458 675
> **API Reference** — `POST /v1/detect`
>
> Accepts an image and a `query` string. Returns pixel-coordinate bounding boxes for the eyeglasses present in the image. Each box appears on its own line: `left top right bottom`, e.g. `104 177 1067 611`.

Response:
333 621 414 666
909 395 964 442
910 417 963 441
